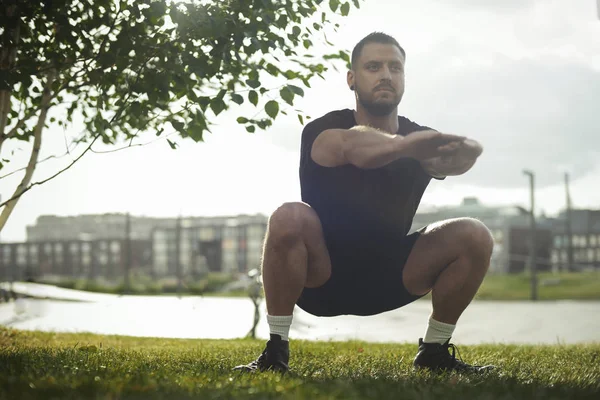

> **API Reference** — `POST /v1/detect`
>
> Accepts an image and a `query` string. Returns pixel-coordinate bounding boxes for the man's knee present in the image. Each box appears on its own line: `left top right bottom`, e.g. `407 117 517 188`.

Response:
453 218 494 259
267 202 319 244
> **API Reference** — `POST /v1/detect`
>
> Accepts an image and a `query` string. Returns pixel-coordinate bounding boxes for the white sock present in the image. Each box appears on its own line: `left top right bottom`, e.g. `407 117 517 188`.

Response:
423 316 456 344
267 314 293 341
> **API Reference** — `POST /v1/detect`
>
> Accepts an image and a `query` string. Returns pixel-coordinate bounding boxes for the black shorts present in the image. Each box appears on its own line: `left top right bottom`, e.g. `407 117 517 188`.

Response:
296 228 427 317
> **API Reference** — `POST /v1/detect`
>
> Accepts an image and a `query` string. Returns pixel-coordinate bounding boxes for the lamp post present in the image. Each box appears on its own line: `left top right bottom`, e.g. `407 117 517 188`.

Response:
523 170 538 301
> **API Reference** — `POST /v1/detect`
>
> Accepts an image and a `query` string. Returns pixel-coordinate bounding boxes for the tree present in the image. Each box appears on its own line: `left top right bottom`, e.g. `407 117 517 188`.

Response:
0 0 358 232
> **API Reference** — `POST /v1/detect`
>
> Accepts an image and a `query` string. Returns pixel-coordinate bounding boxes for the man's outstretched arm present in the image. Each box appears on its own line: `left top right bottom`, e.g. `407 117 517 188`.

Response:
420 139 483 178
311 127 466 169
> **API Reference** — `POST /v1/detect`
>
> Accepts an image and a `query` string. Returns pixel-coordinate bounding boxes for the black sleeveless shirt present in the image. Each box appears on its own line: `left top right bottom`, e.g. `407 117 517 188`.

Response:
299 109 438 248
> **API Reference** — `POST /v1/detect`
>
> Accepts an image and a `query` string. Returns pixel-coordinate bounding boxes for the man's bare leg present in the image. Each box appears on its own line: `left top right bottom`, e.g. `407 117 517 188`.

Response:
262 202 332 316
234 202 331 372
402 217 495 372
403 217 494 324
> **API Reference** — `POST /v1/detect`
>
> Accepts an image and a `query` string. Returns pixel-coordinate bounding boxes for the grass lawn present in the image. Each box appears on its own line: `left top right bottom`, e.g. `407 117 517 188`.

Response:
475 271 600 301
1 328 598 399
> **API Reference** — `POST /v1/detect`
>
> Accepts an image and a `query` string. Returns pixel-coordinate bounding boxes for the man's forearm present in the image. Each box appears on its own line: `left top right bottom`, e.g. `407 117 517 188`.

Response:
341 126 408 169
421 139 483 177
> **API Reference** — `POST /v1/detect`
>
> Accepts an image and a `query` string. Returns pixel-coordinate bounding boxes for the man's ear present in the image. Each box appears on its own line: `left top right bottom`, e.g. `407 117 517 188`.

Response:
347 70 355 91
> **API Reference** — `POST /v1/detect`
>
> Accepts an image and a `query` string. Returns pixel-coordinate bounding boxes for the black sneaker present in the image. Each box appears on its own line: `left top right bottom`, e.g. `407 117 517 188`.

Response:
413 338 495 373
233 334 289 373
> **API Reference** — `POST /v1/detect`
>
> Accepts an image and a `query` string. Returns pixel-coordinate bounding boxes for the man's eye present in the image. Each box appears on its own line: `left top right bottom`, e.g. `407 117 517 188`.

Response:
367 65 379 71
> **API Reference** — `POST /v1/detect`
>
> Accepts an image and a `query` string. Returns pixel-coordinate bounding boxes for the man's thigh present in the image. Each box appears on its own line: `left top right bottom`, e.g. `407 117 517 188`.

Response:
402 217 492 296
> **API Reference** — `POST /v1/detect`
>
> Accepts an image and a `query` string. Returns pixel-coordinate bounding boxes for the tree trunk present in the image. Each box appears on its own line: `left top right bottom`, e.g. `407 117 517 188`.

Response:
0 69 56 233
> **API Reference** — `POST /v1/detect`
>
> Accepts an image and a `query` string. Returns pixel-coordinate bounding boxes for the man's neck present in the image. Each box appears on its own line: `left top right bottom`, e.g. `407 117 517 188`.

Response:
353 107 399 135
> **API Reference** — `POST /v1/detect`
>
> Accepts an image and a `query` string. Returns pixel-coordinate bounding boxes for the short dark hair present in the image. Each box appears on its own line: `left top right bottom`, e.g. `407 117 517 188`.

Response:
351 32 406 69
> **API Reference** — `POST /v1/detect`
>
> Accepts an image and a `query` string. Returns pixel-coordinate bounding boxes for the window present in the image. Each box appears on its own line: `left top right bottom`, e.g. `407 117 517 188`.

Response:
29 245 38 264
554 235 562 248
591 235 597 247
588 249 595 262
2 246 11 263
551 250 559 262
16 245 27 266
199 227 215 240
110 241 120 253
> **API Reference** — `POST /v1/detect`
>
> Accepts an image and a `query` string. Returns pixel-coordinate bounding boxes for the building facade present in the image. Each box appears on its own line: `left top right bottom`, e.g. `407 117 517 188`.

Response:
549 209 600 271
2 213 268 282
151 214 268 278
0 238 152 281
4 204 597 283
26 214 177 242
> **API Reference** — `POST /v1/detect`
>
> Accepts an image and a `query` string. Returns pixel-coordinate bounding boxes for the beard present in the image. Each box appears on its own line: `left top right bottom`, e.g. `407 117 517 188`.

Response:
356 87 402 117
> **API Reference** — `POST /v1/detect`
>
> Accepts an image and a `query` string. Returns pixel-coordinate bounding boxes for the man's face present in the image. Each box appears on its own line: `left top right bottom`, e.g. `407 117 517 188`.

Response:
349 43 406 116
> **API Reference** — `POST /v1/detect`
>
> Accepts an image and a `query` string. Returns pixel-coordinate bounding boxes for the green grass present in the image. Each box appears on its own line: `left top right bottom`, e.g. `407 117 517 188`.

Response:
474 271 600 301
0 328 598 399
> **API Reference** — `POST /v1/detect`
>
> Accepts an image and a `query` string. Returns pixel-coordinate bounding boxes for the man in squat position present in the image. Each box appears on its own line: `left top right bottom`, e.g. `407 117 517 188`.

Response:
235 32 494 374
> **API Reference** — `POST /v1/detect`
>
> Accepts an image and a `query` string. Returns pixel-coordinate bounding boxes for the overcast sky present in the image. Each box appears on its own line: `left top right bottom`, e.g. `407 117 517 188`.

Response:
1 0 600 242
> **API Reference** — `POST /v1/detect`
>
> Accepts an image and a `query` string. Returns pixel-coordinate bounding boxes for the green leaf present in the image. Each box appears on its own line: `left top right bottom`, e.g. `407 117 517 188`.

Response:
246 125 256 133
216 89 227 100
280 87 294 106
171 120 185 133
231 93 244 105
298 114 304 125
341 2 350 16
353 0 360 8
237 116 248 124
288 85 304 96
329 0 340 12
246 79 261 89
167 139 178 149
210 98 226 115
249 90 258 106
265 63 279 77
265 100 279 119
292 26 301 37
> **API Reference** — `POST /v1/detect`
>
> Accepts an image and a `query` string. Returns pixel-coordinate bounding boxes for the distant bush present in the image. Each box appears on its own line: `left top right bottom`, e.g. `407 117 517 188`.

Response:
37 272 242 296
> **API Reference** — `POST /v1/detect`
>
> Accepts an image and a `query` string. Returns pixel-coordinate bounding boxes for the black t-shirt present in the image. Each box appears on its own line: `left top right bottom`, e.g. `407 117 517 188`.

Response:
299 108 438 248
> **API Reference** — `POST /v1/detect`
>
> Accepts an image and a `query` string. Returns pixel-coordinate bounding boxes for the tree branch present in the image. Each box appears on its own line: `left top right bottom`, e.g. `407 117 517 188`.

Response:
0 152 67 180
0 47 159 214
0 68 56 232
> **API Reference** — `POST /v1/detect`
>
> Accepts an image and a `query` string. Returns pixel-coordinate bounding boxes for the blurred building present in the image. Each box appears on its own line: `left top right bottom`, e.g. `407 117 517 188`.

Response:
549 209 600 271
1 213 268 282
26 214 176 241
0 238 152 282
151 214 268 278
3 204 598 282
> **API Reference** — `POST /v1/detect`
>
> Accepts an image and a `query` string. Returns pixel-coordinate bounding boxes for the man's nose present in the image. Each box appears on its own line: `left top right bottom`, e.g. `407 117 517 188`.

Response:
379 66 392 80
